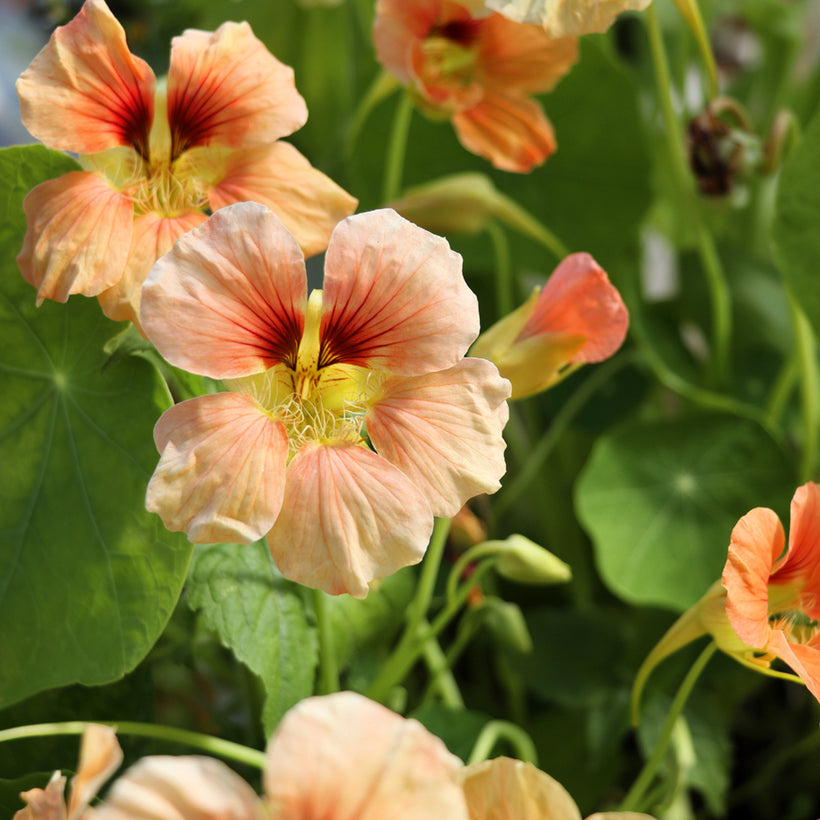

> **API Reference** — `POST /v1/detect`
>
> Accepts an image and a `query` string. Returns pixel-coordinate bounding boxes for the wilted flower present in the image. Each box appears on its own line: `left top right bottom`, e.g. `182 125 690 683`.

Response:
14 725 122 820
461 0 652 37
142 203 509 597
470 253 628 399
16 0 355 328
373 0 577 172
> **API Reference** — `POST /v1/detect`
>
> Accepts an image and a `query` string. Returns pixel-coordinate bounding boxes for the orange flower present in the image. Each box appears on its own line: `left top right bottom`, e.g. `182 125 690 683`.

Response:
16 0 356 328
470 252 628 399
373 0 577 172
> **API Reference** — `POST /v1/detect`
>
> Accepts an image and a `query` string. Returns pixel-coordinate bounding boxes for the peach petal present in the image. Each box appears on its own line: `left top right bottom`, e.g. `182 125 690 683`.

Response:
207 142 357 258
17 171 134 304
460 758 582 820
14 772 67 820
517 253 629 362
167 22 307 157
452 92 556 172
367 358 510 517
67 725 123 817
93 756 264 820
771 483 820 604
723 506 785 649
373 0 442 83
146 392 288 544
16 0 154 156
264 692 468 820
142 202 307 379
321 209 478 375
487 0 652 37
267 443 433 597
587 814 657 820
767 630 820 705
97 210 207 329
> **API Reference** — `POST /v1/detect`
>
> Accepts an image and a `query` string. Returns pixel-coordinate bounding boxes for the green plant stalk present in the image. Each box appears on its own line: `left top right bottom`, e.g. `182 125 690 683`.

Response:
345 70 400 157
312 587 340 695
619 641 718 813
485 221 514 319
383 93 415 203
466 720 538 766
406 517 452 636
490 192 570 260
764 353 798 428
420 621 465 708
0 721 267 770
645 4 732 387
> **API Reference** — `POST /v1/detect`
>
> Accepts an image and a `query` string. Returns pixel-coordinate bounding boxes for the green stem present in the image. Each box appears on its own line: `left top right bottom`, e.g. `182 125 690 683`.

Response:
619 641 717 812
420 622 465 708
406 517 452 636
485 221 514 319
344 70 400 157
0 721 267 770
764 353 798 428
646 4 732 387
312 587 340 695
490 193 570 260
466 720 538 766
383 93 414 203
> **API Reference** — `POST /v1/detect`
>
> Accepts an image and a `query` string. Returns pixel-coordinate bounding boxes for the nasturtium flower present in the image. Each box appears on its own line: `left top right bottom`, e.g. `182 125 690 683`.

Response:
461 0 652 37
142 202 510 597
92 692 469 820
470 252 628 399
373 0 577 172
16 0 355 328
14 725 122 820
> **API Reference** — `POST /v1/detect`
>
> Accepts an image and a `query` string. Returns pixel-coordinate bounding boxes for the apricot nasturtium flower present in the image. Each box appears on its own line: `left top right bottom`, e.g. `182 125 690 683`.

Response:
373 0 577 172
142 203 510 597
16 0 355 328
470 253 628 399
92 692 469 820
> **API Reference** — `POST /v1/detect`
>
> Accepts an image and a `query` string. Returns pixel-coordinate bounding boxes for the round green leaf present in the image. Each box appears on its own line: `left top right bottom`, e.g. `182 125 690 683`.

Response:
0 145 191 708
575 413 794 611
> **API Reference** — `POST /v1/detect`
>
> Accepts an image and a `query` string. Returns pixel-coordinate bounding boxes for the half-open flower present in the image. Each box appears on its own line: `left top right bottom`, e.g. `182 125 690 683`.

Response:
142 203 509 597
16 0 355 327
374 0 577 172
93 692 470 820
470 253 628 399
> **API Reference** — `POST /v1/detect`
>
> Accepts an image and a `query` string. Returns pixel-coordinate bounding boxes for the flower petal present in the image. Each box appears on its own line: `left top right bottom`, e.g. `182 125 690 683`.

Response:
517 253 629 362
67 725 123 817
167 22 307 157
452 92 556 172
460 757 582 820
14 772 67 820
267 443 433 597
93 756 264 820
207 142 357 257
321 209 478 375
146 392 288 544
141 202 307 379
264 691 469 820
767 629 820 705
367 358 510 517
97 210 207 329
723 506 785 649
17 172 134 304
373 0 442 84
16 0 154 156
486 0 652 37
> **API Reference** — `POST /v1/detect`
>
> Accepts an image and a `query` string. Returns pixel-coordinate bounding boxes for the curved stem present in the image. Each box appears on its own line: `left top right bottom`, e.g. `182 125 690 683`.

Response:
344 70 400 157
620 641 718 812
312 587 340 695
0 721 267 770
420 622 464 708
466 720 538 766
383 93 415 203
485 221 514 319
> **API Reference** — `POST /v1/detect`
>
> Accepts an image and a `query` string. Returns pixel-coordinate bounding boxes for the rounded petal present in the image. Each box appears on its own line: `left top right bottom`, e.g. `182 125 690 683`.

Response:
460 758 582 820
486 0 652 37
93 756 264 820
146 392 289 544
141 202 307 379
367 358 510 517
267 443 433 597
767 629 820 705
16 0 154 156
373 0 442 83
264 691 468 820
167 22 307 157
723 506 785 649
17 171 134 304
207 142 357 257
321 209 478 375
97 210 207 329
452 93 556 172
67 725 123 817
518 253 630 363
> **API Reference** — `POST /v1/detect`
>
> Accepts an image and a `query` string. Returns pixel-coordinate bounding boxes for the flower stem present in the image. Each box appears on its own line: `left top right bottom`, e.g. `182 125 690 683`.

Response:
619 641 717 812
0 721 267 770
420 622 465 708
406 517 452 636
485 221 514 319
344 70 400 157
312 587 340 695
466 720 538 766
383 93 415 203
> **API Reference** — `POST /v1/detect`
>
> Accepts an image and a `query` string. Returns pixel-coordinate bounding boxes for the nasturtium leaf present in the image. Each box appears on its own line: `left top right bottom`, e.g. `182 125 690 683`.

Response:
0 145 192 709
186 541 318 737
575 413 793 611
773 104 820 334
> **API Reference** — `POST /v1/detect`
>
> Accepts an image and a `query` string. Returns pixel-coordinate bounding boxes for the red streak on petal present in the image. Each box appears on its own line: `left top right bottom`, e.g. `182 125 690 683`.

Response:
168 69 229 160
